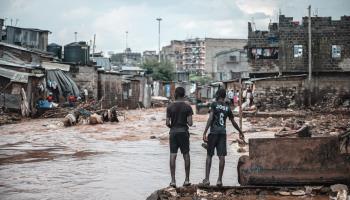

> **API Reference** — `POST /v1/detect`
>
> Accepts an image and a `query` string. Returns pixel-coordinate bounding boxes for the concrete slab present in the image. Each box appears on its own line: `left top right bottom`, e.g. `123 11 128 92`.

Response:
238 137 350 186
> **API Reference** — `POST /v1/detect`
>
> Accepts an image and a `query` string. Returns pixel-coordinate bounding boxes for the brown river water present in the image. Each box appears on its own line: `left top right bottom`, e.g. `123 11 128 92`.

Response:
0 108 274 200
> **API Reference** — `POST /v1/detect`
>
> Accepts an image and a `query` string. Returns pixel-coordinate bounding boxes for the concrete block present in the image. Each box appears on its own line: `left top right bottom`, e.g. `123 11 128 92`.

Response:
238 137 350 186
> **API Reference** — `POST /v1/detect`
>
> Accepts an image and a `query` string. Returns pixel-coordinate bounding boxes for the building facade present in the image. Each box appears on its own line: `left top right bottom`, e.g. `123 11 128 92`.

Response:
111 48 141 66
161 40 184 71
142 50 158 63
213 49 250 81
182 38 206 73
204 38 247 74
247 15 350 75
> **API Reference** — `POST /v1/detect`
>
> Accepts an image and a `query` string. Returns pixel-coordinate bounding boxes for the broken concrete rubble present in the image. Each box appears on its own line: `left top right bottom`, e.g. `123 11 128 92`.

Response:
147 185 335 200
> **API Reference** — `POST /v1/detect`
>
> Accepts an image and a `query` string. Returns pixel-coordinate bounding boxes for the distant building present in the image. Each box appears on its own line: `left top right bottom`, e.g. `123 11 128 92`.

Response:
93 57 111 71
161 40 184 70
142 50 158 63
0 19 4 42
161 38 247 75
111 48 141 66
213 49 250 81
204 38 247 74
4 26 51 51
183 38 205 73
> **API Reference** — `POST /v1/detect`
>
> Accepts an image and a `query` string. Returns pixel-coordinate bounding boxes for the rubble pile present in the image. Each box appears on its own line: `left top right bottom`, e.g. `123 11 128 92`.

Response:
0 112 21 126
147 185 338 200
307 114 350 136
254 87 299 111
247 113 350 137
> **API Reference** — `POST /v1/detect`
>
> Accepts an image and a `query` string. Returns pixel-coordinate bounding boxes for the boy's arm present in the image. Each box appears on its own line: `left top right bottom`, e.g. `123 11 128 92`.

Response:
187 105 194 126
166 117 171 128
203 112 214 142
166 106 171 128
187 115 193 126
230 118 244 139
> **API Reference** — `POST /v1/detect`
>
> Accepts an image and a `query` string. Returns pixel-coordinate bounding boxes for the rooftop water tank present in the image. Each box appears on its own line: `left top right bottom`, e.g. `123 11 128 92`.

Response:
47 43 62 59
63 41 90 65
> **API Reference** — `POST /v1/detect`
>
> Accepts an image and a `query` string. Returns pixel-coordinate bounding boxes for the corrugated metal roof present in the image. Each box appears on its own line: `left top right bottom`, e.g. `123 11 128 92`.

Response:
250 74 308 82
42 62 70 72
121 66 145 71
0 67 44 83
0 59 39 69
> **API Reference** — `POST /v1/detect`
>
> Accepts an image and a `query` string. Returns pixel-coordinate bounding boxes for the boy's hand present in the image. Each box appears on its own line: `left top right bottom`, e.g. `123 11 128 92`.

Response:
203 133 208 142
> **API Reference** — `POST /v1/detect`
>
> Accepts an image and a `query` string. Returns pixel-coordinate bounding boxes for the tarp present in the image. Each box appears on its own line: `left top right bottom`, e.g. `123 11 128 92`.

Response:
46 69 80 97
0 93 21 109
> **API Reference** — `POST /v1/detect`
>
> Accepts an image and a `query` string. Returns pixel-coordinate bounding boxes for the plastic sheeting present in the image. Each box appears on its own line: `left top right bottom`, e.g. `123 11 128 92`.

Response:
46 69 80 97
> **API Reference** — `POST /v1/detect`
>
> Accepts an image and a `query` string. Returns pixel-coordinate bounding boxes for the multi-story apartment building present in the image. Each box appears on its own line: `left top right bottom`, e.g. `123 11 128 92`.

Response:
182 38 206 73
161 40 184 70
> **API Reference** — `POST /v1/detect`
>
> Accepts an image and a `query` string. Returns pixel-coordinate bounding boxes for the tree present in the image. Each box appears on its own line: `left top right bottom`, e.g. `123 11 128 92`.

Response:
189 73 212 85
141 60 174 81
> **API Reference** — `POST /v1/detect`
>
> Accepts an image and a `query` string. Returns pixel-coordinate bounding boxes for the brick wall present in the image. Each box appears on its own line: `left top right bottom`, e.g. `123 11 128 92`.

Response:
247 15 350 74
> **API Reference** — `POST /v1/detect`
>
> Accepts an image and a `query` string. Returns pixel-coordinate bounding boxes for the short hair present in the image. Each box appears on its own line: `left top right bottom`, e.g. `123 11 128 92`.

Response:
174 87 185 99
216 88 226 100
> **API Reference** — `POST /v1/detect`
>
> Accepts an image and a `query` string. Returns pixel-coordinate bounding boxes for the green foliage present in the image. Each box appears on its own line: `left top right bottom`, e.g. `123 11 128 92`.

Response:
141 60 174 81
189 74 212 85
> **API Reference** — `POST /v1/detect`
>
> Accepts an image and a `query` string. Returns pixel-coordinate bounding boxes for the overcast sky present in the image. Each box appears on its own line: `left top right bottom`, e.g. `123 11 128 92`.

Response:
1 0 349 54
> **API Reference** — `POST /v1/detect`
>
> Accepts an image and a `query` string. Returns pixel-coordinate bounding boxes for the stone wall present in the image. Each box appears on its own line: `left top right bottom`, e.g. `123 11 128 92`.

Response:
69 65 98 99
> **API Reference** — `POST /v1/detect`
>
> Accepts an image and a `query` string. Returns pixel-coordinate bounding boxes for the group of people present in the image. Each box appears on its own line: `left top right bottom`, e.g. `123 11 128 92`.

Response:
227 86 254 107
166 87 245 187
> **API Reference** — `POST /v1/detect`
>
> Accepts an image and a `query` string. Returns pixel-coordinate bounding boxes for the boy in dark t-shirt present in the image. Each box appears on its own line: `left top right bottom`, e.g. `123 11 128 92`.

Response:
166 87 193 187
201 88 244 187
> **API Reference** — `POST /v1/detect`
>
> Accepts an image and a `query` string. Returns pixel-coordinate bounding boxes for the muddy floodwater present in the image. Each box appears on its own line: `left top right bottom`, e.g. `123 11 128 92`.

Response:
0 108 274 200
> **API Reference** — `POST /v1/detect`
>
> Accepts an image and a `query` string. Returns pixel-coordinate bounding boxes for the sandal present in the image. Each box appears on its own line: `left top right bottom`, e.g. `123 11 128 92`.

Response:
183 181 191 187
169 182 176 188
198 179 210 187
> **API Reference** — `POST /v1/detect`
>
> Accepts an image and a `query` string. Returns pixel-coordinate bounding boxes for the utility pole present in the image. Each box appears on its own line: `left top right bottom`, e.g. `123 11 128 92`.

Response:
308 5 312 106
125 31 128 50
92 34 96 57
74 32 78 42
239 78 243 130
156 17 162 62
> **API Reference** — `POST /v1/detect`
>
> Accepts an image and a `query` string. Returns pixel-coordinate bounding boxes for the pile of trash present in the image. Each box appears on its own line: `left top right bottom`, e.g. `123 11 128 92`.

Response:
62 106 120 127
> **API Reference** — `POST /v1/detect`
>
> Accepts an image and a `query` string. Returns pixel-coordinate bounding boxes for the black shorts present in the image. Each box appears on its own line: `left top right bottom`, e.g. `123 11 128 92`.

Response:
169 132 190 154
207 134 227 156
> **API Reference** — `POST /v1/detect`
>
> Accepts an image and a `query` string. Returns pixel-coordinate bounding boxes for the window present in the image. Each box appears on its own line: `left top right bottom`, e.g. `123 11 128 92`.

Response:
251 48 278 59
294 45 303 58
229 55 237 62
332 45 341 58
